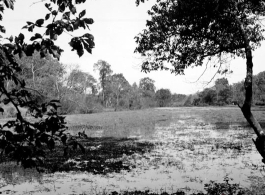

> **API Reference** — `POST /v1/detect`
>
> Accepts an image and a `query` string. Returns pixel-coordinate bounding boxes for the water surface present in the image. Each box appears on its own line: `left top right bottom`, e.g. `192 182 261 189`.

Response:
1 107 265 194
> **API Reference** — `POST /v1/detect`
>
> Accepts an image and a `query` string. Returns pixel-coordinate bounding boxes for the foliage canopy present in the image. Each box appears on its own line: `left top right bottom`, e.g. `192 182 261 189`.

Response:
0 0 93 169
135 0 265 74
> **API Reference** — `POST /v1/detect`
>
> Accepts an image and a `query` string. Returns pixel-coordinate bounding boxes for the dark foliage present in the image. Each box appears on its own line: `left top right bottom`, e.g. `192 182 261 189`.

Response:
0 0 94 169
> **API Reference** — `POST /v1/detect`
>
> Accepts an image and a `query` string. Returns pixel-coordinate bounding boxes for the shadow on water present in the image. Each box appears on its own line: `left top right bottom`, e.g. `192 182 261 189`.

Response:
43 137 155 174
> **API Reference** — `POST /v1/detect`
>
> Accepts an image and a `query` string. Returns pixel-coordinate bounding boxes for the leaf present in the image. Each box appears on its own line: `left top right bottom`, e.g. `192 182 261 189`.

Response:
0 26 6 33
17 33 25 44
83 18 94 25
4 43 15 49
76 0 86 4
24 44 35 56
35 19 44 27
73 20 80 30
28 25 34 32
30 33 42 41
77 45 84 57
22 25 28 29
66 24 73 32
70 6 77 14
62 12 70 20
45 3 51 11
4 0 14 9
26 21 34 25
9 35 13 42
52 10 57 15
0 107 4 113
83 33 94 39
83 42 92 54
45 13 50 20
79 9 86 18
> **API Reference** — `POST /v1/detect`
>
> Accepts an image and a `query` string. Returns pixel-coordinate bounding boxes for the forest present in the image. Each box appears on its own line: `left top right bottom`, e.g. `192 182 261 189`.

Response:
2 50 264 118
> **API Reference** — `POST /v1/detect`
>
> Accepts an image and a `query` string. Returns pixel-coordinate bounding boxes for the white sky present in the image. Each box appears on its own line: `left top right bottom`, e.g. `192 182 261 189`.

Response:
2 0 265 94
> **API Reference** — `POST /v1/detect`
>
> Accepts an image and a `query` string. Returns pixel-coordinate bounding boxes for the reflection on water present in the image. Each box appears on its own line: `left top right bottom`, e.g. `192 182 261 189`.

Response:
1 108 265 194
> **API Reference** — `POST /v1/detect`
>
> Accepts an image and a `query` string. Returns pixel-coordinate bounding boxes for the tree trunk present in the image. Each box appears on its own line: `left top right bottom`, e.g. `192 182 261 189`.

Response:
241 42 265 162
31 64 36 89
235 17 265 162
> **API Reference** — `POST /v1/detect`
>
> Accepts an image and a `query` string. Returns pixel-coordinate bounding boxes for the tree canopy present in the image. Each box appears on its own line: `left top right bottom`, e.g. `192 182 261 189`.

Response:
135 0 264 74
135 0 265 162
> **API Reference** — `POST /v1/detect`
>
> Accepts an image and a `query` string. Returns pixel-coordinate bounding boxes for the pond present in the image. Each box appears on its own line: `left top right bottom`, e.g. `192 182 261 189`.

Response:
1 107 265 194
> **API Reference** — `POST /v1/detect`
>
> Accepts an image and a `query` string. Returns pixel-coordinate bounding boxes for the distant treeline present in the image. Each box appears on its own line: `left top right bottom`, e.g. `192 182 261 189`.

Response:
2 52 264 116
188 73 265 107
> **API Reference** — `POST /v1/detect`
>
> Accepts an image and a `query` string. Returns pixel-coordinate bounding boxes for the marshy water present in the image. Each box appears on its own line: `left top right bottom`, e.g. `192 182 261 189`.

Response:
1 107 265 194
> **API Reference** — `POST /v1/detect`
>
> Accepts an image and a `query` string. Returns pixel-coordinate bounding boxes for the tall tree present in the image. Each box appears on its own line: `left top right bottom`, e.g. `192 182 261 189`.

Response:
67 68 96 94
155 88 171 107
135 0 265 162
93 60 113 106
139 77 156 97
0 0 94 169
215 78 231 105
231 81 245 105
139 77 156 108
109 73 130 110
253 71 265 104
128 82 142 109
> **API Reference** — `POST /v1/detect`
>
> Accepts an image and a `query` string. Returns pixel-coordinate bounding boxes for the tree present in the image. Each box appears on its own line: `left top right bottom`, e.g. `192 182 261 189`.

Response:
16 52 65 102
139 77 156 108
67 68 96 94
155 88 171 107
139 77 156 97
199 88 217 105
231 81 245 105
109 73 131 110
253 71 265 105
93 60 113 106
171 93 187 106
128 82 142 109
135 0 265 162
215 78 232 105
0 0 94 169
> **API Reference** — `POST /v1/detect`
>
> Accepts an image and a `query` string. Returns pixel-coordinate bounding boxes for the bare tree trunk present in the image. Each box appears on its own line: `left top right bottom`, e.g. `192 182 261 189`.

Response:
31 63 36 89
55 78 60 99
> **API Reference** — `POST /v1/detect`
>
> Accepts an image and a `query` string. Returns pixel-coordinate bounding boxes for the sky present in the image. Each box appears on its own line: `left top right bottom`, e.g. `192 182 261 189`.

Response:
2 0 265 94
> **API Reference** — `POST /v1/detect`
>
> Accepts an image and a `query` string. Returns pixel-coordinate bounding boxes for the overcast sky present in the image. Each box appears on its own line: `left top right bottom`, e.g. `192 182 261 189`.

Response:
2 0 265 94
